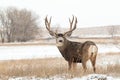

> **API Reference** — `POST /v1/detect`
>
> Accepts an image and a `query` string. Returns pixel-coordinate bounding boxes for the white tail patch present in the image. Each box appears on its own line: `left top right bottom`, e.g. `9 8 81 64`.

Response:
89 45 98 56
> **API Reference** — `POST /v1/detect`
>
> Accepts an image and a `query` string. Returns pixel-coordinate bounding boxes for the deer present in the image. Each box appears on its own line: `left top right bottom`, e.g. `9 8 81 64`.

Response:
45 16 98 73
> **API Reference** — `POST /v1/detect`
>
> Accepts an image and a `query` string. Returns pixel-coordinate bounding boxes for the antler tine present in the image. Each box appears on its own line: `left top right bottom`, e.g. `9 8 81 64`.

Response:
45 16 51 31
73 17 77 29
69 15 74 30
45 16 48 28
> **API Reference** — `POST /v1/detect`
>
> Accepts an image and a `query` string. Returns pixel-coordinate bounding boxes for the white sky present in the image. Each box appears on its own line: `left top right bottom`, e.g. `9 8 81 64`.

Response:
0 0 120 28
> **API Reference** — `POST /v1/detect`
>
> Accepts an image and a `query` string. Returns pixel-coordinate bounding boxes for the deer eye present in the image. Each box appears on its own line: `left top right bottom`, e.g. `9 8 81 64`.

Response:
57 34 63 37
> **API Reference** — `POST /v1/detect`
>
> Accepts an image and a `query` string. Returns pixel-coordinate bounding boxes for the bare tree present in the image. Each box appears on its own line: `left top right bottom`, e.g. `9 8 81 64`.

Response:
0 27 5 43
108 26 116 39
0 7 40 42
0 10 9 43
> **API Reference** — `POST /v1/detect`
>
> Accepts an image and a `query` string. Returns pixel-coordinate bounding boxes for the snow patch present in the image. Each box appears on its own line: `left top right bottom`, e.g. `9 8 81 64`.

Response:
98 44 120 53
8 74 120 80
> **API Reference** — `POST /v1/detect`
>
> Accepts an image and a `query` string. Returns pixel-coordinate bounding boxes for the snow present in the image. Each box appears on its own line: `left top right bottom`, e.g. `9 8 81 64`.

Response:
98 44 120 53
0 44 120 60
8 74 120 80
0 45 61 60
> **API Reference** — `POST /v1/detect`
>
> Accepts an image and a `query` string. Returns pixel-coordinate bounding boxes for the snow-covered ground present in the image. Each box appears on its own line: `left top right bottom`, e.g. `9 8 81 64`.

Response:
8 74 120 80
0 45 61 60
0 44 120 60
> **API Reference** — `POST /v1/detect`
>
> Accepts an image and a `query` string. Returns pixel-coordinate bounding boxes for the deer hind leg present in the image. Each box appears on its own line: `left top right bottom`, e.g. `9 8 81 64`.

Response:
90 55 97 73
82 61 87 73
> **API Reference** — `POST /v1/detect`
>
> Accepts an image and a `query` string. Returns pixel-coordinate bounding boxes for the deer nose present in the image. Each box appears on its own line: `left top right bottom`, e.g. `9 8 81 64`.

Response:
59 40 63 42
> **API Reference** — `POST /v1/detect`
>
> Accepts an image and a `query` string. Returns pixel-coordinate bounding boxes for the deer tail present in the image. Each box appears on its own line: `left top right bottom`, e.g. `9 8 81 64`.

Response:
90 45 98 58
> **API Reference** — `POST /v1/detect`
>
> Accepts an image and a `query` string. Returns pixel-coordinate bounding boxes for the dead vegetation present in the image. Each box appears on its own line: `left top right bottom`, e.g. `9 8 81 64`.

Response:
0 53 119 79
0 38 120 46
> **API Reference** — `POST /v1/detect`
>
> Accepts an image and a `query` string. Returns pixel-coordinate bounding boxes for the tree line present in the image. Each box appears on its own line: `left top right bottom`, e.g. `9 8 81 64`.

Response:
0 7 40 43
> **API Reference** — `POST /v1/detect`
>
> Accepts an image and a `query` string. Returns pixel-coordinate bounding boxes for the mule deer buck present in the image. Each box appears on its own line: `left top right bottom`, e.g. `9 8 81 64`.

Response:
45 16 98 72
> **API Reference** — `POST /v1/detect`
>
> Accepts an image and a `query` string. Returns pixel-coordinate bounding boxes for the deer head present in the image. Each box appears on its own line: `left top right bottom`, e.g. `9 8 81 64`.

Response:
45 16 77 47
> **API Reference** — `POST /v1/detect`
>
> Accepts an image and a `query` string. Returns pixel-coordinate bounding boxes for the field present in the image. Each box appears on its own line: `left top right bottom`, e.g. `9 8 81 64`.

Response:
0 53 120 80
0 39 120 80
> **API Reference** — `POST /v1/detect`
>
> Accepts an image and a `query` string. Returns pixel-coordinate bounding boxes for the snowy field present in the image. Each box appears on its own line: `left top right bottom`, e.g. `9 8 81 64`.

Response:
0 44 120 60
8 74 120 80
0 44 120 80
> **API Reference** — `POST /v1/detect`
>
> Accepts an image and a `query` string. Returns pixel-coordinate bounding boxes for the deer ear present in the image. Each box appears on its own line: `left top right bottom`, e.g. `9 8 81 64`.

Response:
64 32 72 37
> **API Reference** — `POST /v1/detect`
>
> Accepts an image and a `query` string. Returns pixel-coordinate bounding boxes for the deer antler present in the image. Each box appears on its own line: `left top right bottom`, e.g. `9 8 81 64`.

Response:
64 16 77 36
45 16 56 36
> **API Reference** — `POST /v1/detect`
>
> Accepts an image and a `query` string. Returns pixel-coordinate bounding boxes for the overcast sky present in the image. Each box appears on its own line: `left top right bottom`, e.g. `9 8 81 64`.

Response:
0 0 120 28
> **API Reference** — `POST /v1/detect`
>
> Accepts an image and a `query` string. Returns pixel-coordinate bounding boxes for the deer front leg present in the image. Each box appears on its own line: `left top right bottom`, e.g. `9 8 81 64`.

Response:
68 61 72 70
68 58 75 71
73 63 77 71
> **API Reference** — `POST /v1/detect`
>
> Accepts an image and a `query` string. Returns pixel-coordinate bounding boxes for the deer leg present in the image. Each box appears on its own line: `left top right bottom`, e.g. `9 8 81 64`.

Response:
90 56 96 73
73 63 77 71
68 58 75 71
82 61 87 73
68 61 72 70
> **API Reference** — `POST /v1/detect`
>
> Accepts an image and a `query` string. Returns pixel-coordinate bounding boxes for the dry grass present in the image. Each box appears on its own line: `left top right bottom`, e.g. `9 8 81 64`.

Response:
0 58 68 77
0 53 120 79
0 38 120 46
